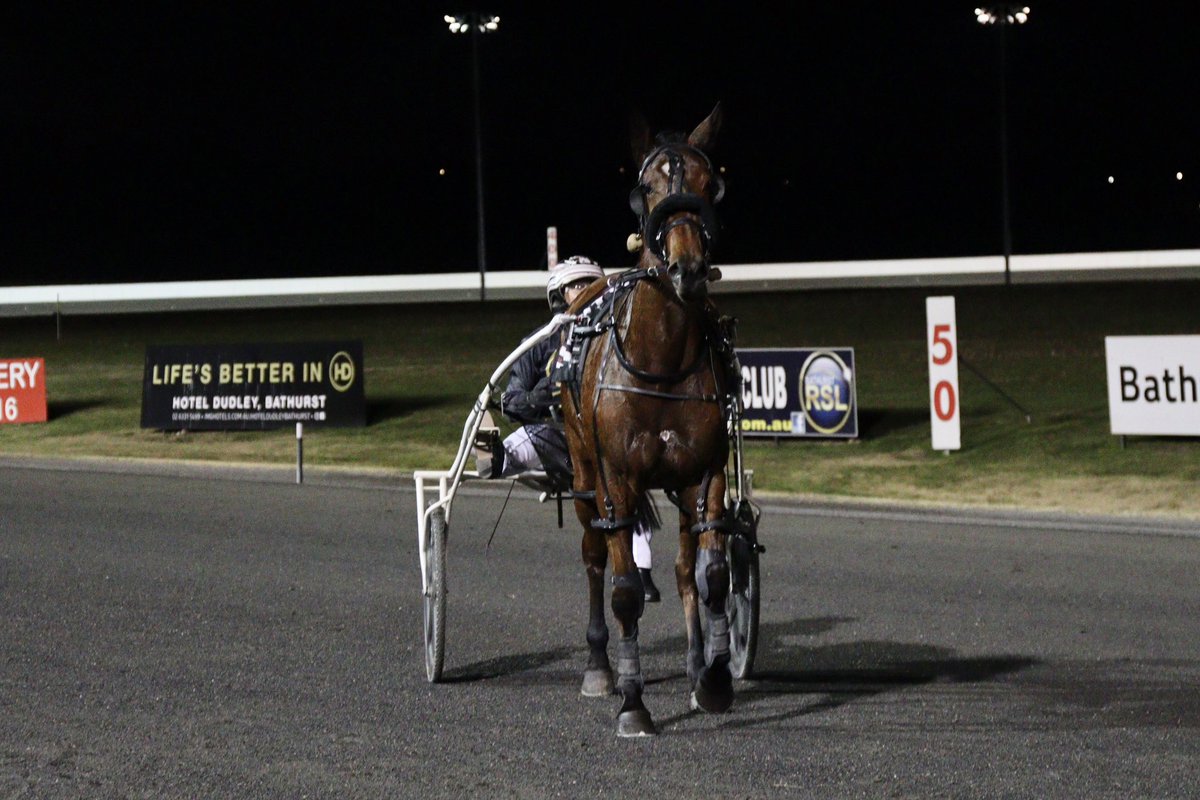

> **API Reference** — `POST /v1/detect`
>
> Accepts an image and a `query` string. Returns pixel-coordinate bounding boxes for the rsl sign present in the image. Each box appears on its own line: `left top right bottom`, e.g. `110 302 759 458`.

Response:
738 348 859 438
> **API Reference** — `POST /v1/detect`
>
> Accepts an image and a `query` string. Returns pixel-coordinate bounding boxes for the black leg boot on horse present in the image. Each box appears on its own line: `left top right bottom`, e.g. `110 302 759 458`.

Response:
691 540 734 712
676 476 735 714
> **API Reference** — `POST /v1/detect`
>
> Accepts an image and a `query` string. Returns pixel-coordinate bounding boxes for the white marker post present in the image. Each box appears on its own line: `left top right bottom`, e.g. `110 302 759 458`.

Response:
296 422 304 484
926 296 961 452
546 226 558 269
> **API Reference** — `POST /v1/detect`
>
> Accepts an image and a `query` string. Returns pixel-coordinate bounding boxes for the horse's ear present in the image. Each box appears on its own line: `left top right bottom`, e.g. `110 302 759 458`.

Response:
688 102 723 153
630 111 653 165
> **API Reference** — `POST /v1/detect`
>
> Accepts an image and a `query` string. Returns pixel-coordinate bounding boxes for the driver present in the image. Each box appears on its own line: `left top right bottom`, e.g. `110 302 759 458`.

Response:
476 255 661 602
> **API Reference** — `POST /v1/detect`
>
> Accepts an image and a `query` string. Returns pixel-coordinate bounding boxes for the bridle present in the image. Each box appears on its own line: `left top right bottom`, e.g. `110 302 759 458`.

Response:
628 144 724 264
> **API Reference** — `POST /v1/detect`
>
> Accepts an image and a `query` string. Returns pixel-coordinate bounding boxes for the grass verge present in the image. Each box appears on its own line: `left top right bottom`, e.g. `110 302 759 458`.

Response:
2 280 1197 520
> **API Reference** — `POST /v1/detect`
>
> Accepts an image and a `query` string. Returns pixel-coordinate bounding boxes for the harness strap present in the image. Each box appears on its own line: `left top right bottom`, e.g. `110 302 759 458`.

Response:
610 288 711 385
691 518 732 535
590 332 619 528
597 383 720 403
591 515 643 531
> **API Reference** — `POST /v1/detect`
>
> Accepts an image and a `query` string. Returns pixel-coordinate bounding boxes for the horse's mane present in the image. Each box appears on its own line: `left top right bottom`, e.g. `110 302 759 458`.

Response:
654 130 687 146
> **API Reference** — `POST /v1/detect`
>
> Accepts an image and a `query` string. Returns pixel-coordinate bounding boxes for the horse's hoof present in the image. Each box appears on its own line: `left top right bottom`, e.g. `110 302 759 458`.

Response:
616 708 657 738
690 686 734 714
690 669 734 714
581 669 615 697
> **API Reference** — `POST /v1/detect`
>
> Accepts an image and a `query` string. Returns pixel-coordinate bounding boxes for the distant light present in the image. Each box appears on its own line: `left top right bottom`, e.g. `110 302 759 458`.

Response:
719 166 727 174
1177 172 1184 181
438 168 446 176
445 13 499 33
618 166 625 174
975 4 1031 25
1108 176 1115 184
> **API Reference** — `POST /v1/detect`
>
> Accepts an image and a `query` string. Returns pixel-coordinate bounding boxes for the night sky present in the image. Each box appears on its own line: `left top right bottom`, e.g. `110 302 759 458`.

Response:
5 4 1199 286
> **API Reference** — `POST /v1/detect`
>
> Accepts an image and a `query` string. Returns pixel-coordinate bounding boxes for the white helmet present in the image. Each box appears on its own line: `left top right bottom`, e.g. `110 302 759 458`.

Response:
546 255 604 311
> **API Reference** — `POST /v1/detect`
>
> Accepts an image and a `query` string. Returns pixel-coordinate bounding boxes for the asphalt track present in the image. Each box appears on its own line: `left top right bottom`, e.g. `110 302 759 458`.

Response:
2 457 1198 798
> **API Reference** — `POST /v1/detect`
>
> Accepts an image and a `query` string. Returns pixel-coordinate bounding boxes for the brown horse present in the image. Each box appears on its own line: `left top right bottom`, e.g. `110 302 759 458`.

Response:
562 105 738 737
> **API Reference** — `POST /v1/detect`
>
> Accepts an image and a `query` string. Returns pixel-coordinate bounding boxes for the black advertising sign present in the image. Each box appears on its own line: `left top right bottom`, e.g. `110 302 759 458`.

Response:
738 347 859 438
141 342 365 430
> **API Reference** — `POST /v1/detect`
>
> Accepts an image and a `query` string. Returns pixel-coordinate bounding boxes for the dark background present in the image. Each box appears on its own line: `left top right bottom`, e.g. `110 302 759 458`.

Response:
4 3 1198 285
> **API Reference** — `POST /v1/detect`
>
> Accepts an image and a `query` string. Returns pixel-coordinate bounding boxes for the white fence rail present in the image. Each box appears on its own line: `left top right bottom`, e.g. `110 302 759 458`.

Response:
2 249 1199 317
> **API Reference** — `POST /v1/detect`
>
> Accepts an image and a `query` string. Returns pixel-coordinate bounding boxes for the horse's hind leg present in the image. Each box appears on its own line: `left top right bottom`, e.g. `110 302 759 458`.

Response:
685 474 734 714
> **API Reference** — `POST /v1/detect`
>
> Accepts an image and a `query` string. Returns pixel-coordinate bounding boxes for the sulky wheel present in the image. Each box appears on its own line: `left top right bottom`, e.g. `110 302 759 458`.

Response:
726 531 760 680
423 507 448 682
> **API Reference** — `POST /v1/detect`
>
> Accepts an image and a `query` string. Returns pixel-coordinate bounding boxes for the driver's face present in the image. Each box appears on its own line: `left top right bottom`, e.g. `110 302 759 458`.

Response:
563 279 592 305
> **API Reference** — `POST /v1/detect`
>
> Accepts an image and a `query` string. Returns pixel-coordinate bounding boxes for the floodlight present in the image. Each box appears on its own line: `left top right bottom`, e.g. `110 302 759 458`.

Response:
975 4 1031 25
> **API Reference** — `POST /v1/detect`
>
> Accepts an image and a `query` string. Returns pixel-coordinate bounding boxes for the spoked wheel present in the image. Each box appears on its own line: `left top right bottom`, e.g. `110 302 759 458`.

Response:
726 532 760 680
423 507 448 682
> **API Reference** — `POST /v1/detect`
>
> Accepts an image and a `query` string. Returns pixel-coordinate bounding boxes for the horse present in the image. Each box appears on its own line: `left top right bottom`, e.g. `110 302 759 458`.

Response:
561 104 739 737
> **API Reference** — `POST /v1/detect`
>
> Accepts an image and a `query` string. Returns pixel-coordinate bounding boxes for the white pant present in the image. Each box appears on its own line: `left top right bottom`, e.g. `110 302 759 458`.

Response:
503 427 653 570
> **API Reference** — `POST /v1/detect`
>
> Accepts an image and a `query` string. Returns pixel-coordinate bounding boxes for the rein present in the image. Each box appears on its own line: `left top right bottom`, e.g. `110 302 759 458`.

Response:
604 278 715 398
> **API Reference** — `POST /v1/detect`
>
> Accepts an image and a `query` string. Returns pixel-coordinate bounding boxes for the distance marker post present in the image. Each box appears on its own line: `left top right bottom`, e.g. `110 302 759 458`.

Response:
926 296 961 453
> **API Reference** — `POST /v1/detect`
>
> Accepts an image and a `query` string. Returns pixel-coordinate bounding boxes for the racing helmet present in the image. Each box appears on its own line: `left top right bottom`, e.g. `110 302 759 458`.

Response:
546 255 604 311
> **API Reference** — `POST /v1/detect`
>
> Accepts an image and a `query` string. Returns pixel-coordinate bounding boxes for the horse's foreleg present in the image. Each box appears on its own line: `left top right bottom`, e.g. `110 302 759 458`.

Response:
690 473 734 714
573 488 614 697
610 525 655 737
675 507 704 684
600 488 655 737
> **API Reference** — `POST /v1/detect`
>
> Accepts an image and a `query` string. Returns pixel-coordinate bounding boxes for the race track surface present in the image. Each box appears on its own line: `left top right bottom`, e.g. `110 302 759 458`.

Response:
2 460 1198 798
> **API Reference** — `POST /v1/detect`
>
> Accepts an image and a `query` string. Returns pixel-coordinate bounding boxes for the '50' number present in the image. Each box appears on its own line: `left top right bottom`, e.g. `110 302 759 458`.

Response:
930 324 956 421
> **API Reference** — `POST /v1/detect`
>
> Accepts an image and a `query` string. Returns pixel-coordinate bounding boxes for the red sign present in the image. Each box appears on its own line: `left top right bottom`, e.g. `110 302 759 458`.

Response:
0 358 48 424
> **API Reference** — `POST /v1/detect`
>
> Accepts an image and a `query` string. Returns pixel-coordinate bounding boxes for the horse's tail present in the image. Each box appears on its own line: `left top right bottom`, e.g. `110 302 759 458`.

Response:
636 492 662 532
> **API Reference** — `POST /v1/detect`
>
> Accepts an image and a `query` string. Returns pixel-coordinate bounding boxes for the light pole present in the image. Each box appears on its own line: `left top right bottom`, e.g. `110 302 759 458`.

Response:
975 5 1029 285
445 13 499 301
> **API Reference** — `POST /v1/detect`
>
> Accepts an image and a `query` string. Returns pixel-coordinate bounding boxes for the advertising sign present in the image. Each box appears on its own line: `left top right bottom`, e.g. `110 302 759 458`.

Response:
0 357 48 424
141 342 365 430
926 296 961 451
737 348 858 438
1105 335 1200 436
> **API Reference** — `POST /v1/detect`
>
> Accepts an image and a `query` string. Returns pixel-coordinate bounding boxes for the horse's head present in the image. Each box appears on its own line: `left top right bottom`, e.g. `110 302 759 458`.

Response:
629 104 724 302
